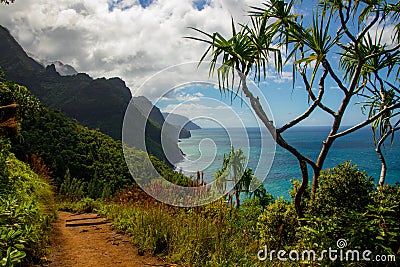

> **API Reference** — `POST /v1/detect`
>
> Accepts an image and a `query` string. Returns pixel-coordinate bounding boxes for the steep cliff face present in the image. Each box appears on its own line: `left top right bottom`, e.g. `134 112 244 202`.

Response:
0 25 185 165
133 96 191 139
162 113 201 130
0 25 132 140
130 96 188 164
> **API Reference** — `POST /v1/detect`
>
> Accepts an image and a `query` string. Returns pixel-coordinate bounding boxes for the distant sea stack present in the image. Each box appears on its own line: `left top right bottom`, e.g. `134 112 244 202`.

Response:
162 113 201 131
0 25 187 165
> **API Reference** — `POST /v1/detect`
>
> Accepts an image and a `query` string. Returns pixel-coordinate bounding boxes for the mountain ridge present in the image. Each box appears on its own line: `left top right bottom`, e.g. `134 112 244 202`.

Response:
162 112 201 131
0 25 184 165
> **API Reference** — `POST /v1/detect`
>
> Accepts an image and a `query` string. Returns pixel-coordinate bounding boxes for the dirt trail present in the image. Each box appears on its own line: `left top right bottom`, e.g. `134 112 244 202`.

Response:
47 211 169 267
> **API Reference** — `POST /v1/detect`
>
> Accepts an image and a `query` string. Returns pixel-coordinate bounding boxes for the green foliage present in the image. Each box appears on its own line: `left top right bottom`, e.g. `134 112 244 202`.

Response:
149 155 193 186
373 183 400 222
297 163 399 266
11 106 133 194
250 183 274 208
57 198 99 214
257 198 297 251
0 81 41 137
59 162 400 266
63 196 264 267
86 171 103 199
189 0 400 216
59 169 85 201
0 81 41 120
0 80 194 198
214 147 257 208
311 162 374 217
0 137 54 266
371 184 400 254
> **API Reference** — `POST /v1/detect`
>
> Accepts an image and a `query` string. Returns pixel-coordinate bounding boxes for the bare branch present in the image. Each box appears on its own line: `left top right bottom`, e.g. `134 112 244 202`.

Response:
278 68 329 133
375 125 400 185
345 0 352 23
338 2 357 43
354 79 367 94
237 71 276 136
237 70 317 170
0 103 19 110
331 102 400 138
296 66 336 116
323 60 348 94
357 10 380 43
377 126 400 148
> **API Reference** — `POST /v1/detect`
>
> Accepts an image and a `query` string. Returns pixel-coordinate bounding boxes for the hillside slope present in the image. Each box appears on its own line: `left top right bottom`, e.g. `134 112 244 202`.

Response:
0 25 185 164
0 26 131 140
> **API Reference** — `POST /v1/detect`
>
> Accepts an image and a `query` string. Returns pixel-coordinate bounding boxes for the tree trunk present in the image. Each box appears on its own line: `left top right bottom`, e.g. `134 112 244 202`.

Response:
235 189 240 209
376 142 387 186
238 70 316 217
294 159 308 218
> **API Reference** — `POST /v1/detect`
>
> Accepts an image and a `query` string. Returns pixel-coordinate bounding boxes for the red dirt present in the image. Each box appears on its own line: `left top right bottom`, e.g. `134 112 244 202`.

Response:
47 211 170 267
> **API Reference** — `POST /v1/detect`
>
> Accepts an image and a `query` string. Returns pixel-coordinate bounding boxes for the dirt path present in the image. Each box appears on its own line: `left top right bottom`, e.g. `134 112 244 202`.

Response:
47 212 170 267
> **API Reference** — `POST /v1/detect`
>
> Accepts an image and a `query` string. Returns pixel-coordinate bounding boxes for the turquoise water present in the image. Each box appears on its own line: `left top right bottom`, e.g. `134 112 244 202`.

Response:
176 126 400 199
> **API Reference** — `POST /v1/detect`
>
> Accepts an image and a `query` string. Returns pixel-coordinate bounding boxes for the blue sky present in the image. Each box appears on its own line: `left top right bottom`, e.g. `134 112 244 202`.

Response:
0 0 395 128
155 73 367 128
157 84 262 128
108 0 209 10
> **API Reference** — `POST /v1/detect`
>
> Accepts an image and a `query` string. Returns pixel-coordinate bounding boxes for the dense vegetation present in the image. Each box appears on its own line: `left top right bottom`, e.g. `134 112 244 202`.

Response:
0 81 54 266
1 1 399 266
189 0 400 218
0 78 193 197
2 75 398 266
61 163 400 266
0 25 187 165
0 138 54 266
0 77 198 266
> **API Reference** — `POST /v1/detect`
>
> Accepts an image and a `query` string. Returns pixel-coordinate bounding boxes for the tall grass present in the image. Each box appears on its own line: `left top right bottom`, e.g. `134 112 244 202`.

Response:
59 185 265 266
58 164 400 266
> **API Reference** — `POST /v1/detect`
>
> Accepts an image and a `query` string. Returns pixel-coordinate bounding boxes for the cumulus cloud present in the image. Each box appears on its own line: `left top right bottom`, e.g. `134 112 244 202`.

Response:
162 102 242 128
0 0 263 97
162 91 205 102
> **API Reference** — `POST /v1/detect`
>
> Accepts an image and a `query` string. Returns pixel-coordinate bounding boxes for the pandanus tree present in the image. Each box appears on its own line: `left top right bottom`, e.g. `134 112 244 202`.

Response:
188 0 400 217
362 81 400 186
215 147 254 209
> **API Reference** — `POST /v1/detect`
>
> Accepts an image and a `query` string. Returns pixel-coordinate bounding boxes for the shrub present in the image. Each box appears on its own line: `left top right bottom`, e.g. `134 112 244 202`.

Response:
311 162 374 217
0 138 54 266
298 163 399 265
257 198 297 251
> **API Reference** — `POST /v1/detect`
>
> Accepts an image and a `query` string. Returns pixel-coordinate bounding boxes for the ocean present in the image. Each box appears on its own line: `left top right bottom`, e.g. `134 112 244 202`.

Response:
175 126 400 199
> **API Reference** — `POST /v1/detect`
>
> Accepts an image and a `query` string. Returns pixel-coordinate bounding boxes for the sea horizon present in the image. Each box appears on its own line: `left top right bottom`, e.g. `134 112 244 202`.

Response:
176 126 400 199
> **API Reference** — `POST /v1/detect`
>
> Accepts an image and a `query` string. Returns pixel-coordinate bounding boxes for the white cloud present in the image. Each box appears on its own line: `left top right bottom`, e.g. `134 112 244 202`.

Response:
0 0 264 97
366 16 399 49
161 102 256 128
273 71 292 84
162 91 205 102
